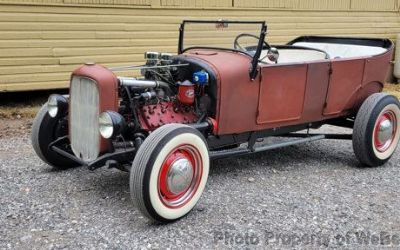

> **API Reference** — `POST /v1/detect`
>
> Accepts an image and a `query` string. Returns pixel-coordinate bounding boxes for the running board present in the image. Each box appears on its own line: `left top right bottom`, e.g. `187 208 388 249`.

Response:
210 134 325 160
280 133 352 140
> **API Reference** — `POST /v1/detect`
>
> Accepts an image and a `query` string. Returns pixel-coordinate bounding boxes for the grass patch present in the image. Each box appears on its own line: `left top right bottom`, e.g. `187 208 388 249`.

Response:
0 90 62 119
0 105 41 119
384 83 400 99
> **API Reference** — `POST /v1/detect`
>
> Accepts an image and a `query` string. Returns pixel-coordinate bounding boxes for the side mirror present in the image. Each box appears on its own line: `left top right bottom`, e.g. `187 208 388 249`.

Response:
267 47 279 64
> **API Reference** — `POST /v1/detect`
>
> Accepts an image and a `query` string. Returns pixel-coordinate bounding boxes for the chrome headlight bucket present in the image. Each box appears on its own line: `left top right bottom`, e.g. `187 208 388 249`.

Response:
47 94 68 118
99 111 126 139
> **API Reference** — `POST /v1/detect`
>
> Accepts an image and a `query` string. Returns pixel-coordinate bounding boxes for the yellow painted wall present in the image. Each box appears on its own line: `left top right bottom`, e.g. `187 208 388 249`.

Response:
0 0 399 91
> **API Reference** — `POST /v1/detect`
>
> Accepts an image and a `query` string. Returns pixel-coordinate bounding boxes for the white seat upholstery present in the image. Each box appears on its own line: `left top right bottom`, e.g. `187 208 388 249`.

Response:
292 42 387 59
260 49 327 64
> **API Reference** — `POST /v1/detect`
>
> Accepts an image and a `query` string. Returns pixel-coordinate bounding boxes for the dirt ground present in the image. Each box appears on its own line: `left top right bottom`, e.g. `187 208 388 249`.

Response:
0 90 66 138
0 118 30 139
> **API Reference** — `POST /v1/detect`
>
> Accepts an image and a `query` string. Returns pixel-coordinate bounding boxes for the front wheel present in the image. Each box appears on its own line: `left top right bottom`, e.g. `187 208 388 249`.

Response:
31 103 79 170
130 124 209 223
353 93 400 167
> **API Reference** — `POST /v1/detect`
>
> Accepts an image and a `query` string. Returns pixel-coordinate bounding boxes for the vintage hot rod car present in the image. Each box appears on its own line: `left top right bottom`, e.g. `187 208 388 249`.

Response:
32 20 399 222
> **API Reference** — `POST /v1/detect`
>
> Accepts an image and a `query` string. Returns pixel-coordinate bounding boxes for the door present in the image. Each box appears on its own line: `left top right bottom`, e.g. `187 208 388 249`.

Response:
323 59 365 115
257 62 331 125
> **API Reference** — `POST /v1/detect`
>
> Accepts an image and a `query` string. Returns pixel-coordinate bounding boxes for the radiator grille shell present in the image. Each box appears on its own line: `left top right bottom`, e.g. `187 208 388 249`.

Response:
70 76 100 162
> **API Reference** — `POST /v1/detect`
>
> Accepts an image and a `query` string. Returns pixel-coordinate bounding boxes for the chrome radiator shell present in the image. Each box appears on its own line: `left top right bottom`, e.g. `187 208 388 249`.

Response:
69 76 100 162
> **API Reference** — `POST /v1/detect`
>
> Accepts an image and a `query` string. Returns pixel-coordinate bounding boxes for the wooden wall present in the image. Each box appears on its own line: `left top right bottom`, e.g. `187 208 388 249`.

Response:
0 0 399 91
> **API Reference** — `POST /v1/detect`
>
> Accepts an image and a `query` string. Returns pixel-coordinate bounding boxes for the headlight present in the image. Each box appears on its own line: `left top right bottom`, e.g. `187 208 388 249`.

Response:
99 111 126 139
47 94 68 118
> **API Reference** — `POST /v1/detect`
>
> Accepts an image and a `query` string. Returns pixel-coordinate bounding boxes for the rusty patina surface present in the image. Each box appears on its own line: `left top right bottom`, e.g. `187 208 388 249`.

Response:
183 45 393 135
70 64 119 152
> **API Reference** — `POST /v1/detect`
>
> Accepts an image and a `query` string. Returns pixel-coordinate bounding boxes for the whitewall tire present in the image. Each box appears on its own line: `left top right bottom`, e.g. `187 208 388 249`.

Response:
130 124 209 222
353 93 400 167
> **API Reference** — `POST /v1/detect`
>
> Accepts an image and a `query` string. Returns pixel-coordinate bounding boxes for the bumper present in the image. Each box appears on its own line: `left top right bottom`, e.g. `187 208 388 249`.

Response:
49 136 136 170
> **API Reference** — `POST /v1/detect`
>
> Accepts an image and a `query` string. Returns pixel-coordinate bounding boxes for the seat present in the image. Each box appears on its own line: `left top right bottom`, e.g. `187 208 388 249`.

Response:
260 48 328 64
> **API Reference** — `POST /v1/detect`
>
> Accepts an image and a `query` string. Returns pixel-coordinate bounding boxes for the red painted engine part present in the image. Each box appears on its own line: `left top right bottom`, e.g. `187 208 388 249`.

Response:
177 82 195 105
138 101 198 131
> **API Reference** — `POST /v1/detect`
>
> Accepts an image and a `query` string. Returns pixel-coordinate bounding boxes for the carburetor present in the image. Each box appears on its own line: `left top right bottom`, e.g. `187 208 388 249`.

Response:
141 52 174 80
144 52 173 66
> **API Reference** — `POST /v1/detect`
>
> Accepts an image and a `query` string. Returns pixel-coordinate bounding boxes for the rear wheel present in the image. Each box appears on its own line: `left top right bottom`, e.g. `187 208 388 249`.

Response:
31 103 79 170
130 124 209 223
353 93 400 167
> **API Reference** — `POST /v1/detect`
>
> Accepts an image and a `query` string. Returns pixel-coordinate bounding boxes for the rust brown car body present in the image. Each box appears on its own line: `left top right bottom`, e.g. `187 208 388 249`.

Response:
183 44 393 135
32 20 400 223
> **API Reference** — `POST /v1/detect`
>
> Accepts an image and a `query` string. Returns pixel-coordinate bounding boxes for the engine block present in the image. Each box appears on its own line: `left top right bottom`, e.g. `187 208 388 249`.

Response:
138 101 198 131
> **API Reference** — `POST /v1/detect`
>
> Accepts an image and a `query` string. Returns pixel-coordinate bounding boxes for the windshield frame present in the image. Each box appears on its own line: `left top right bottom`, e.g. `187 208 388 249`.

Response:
178 20 267 80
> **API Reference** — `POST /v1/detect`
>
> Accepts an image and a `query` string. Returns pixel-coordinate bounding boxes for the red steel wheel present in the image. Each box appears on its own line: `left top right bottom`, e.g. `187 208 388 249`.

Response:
130 124 209 223
158 145 203 209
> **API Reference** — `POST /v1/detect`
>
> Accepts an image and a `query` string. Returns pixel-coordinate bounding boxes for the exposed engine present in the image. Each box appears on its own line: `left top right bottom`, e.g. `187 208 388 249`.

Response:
116 52 215 140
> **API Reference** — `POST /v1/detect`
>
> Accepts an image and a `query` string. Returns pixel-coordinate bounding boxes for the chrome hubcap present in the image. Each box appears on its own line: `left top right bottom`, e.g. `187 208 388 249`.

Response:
158 145 202 208
374 110 397 153
377 118 393 145
167 158 194 195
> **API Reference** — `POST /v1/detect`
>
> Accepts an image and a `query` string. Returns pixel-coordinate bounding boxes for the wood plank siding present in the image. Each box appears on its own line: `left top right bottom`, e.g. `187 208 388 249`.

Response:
0 0 399 91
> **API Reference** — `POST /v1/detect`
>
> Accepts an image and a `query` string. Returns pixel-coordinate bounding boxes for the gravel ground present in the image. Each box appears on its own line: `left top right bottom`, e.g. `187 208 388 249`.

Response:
1 125 399 249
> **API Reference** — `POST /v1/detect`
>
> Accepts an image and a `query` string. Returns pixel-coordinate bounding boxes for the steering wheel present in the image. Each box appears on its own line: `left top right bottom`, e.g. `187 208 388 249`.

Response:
234 33 271 52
